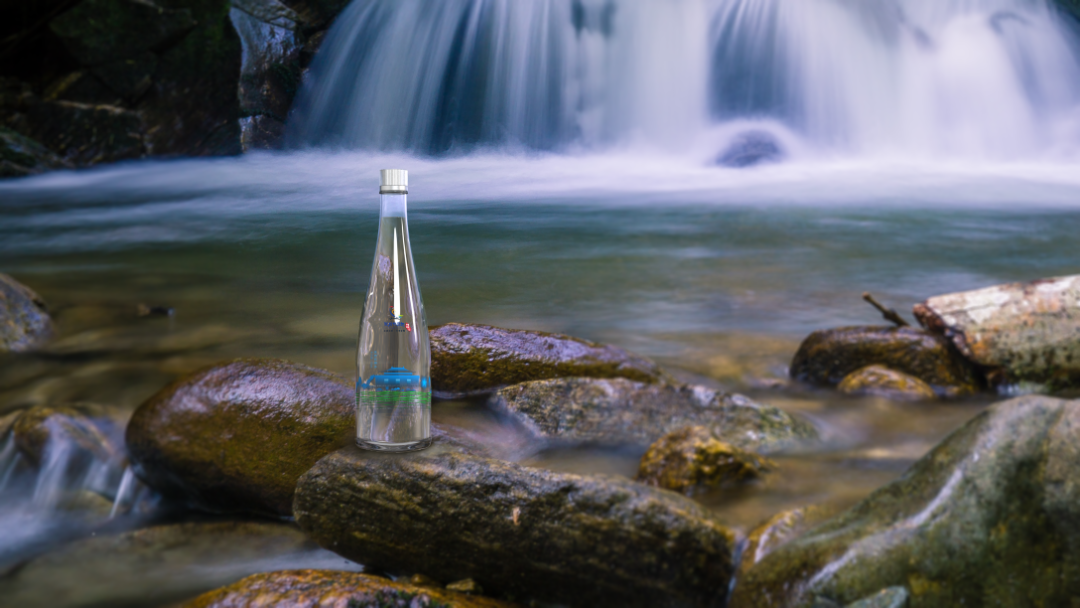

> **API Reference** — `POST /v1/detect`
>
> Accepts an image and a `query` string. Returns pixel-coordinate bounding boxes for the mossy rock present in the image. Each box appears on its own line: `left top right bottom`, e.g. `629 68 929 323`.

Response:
491 377 818 452
790 326 982 397
430 323 668 398
49 0 196 66
12 402 127 466
730 395 1080 607
837 365 936 401
180 570 517 608
636 425 774 495
735 504 839 583
294 445 736 607
0 273 53 352
125 358 355 517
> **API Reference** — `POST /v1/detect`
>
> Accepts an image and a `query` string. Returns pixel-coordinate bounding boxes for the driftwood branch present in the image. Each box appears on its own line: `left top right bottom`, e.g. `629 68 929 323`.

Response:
862 292 910 327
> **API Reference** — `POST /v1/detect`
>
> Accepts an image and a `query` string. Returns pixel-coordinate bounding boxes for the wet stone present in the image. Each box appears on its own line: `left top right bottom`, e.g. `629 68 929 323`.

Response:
837 365 936 401
429 323 668 398
49 0 196 66
0 273 53 352
716 130 784 168
181 569 515 608
636 425 774 495
125 358 356 517
736 504 839 582
0 127 68 178
12 402 127 467
491 377 818 452
845 587 910 608
790 326 982 397
729 395 1080 607
294 445 736 607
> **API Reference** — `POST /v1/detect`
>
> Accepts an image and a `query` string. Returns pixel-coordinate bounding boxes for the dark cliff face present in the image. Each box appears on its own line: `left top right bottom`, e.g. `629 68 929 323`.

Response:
0 0 347 177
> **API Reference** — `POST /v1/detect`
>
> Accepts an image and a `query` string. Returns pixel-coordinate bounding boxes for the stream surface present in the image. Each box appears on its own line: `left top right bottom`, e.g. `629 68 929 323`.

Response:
1 150 1079 606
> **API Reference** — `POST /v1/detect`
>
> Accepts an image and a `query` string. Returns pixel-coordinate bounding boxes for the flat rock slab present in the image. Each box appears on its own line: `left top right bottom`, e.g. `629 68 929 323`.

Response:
430 323 667 398
181 569 517 608
0 273 53 353
730 395 1080 607
125 358 356 517
915 274 1080 389
294 445 736 607
491 377 818 452
789 326 981 397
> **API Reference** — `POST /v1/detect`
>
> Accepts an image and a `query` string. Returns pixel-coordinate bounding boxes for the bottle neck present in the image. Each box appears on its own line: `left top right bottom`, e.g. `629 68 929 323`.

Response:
380 193 407 218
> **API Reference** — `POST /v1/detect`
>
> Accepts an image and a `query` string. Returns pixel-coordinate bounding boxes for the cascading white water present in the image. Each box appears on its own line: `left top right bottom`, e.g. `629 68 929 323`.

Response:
292 0 1080 160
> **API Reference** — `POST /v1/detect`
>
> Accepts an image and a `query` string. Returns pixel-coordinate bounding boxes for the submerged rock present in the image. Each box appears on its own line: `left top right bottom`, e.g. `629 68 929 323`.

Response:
181 570 516 608
0 274 53 352
716 130 784 168
790 326 981 397
491 377 817 451
0 521 342 607
837 365 936 400
12 402 127 467
125 358 355 517
730 395 1080 607
915 274 1080 390
430 323 668 398
636 425 774 495
294 445 736 607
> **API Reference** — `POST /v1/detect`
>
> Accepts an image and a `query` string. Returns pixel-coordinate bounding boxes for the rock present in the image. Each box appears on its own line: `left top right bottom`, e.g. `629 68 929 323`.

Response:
846 587 909 608
12 402 127 466
409 573 443 589
23 100 146 165
181 570 515 608
429 323 668 398
491 377 818 451
294 445 736 607
0 126 68 178
716 130 784 168
836 365 936 401
92 53 158 100
729 395 1080 607
49 0 196 66
0 273 53 352
735 504 839 582
790 326 982 397
239 114 287 150
125 358 356 516
231 0 301 128
914 274 1080 391
43 71 122 105
636 425 774 495
0 521 356 607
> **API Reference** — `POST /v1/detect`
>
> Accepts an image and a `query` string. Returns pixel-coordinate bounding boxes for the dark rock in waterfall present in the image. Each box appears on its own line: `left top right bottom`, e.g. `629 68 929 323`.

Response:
635 425 774 495
491 377 818 451
0 127 68 178
125 358 356 517
181 570 516 608
239 115 287 150
716 130 784 168
730 395 1080 607
49 0 196 66
231 0 301 141
24 100 146 165
294 445 736 607
430 322 669 398
0 273 54 352
92 53 158 100
790 326 982 397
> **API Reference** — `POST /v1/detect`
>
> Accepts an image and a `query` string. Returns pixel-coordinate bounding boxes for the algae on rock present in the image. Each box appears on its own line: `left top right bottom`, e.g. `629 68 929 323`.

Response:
636 425 774 495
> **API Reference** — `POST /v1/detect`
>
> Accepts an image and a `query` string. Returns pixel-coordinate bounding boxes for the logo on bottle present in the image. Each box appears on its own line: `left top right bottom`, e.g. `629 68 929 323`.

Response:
386 305 411 332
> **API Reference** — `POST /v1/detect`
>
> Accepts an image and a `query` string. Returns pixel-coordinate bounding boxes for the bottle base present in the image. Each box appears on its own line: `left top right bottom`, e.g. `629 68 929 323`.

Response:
355 437 433 452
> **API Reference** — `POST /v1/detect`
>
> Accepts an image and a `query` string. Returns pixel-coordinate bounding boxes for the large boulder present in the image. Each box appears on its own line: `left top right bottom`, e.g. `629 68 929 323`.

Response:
915 274 1080 391
125 358 355 517
790 326 982 397
730 395 1080 607
491 377 818 452
181 570 517 608
230 0 301 150
430 323 668 398
294 445 736 607
0 273 53 352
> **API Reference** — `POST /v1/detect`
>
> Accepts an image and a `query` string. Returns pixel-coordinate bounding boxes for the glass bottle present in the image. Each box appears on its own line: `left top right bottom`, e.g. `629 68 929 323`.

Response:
356 169 432 451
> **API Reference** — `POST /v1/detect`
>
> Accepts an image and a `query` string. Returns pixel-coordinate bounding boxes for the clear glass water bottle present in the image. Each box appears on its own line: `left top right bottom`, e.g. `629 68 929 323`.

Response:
356 169 432 451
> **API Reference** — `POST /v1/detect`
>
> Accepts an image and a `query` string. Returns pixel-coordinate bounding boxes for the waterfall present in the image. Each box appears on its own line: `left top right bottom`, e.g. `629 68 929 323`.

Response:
290 0 1080 160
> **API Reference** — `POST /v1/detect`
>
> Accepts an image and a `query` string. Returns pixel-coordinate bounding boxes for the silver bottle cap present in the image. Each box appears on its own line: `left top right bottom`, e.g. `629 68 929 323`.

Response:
380 169 408 194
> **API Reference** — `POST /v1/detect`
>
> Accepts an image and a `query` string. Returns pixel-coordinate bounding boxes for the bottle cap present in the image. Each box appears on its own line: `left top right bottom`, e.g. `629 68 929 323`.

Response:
380 169 408 194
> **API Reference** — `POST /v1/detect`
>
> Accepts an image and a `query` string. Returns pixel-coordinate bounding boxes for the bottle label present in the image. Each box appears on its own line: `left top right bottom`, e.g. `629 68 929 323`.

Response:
357 390 432 409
